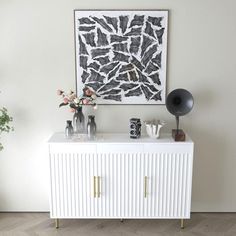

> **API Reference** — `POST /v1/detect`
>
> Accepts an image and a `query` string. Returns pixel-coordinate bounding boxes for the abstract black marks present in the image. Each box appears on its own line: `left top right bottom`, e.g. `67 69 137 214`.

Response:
142 44 158 66
130 37 141 54
110 35 128 43
119 15 129 34
100 62 119 74
91 48 110 59
92 17 113 32
113 51 129 63
129 15 144 27
141 35 154 57
79 56 88 69
75 11 167 104
78 17 95 25
112 43 128 53
82 32 96 47
148 16 163 27
145 22 156 38
103 16 118 32
97 28 108 46
78 36 88 55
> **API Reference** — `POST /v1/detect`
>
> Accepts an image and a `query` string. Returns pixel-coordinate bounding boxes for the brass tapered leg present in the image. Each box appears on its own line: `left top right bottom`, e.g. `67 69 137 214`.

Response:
180 219 184 229
55 219 59 229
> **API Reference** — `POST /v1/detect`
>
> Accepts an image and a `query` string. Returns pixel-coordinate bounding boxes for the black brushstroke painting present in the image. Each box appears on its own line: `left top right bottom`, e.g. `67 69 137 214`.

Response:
112 43 128 53
131 56 144 71
149 73 161 85
83 32 96 47
110 35 128 43
120 83 139 91
148 16 163 27
116 73 129 82
79 36 88 55
119 63 134 73
100 62 119 74
142 44 158 66
137 70 150 84
155 28 165 44
129 15 144 27
98 79 120 92
87 69 105 83
108 64 121 80
103 16 118 32
119 15 129 34
141 35 154 57
130 37 141 55
75 11 167 104
91 48 110 58
97 28 109 47
125 86 142 97
124 27 142 37
79 26 96 32
78 17 95 25
100 89 121 96
113 51 130 63
91 17 113 32
145 22 156 39
79 56 88 69
103 94 122 101
94 56 110 65
141 85 153 100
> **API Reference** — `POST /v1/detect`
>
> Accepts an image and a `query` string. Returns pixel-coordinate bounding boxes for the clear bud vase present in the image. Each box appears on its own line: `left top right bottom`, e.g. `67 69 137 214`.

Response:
73 107 85 134
87 115 96 140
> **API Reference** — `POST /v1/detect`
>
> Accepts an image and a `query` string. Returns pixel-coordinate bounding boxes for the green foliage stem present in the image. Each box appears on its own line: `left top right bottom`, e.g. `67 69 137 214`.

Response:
0 107 13 151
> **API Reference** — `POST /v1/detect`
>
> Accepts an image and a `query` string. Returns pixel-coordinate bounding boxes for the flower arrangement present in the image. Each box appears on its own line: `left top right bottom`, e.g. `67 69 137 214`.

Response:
0 107 13 150
57 87 97 112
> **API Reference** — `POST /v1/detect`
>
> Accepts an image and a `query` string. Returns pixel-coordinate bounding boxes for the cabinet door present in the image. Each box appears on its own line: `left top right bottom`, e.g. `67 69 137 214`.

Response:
95 152 145 218
49 152 99 218
144 152 193 218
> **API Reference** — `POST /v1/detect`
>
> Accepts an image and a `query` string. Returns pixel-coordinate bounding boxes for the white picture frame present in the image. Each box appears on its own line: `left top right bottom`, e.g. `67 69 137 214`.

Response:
74 10 168 104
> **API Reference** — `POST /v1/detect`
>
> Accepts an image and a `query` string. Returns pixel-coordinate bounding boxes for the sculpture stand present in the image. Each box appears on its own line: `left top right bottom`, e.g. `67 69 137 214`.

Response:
172 129 186 141
172 116 186 141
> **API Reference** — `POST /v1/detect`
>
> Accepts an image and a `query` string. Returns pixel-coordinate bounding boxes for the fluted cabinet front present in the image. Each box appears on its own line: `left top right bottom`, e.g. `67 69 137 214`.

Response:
49 142 193 219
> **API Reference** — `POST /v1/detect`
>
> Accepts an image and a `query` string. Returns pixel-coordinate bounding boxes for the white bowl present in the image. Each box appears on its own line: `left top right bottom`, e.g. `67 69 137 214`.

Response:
144 121 165 139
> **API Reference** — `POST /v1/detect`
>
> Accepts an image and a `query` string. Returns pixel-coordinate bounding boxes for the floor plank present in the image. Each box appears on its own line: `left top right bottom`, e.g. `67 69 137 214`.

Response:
0 213 236 236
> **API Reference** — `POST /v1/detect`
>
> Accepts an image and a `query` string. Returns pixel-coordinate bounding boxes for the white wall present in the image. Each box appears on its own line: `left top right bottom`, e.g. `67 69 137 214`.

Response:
0 0 236 211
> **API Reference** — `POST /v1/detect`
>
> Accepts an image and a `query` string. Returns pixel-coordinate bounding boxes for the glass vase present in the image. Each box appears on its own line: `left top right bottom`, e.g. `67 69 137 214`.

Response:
87 115 96 140
65 120 74 138
73 107 85 134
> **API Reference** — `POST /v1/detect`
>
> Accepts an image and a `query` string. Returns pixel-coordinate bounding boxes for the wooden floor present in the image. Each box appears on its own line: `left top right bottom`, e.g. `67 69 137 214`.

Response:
0 213 236 236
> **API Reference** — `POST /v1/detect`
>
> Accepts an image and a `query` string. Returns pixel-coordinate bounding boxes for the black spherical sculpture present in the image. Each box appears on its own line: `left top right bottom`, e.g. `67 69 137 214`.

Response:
166 89 194 141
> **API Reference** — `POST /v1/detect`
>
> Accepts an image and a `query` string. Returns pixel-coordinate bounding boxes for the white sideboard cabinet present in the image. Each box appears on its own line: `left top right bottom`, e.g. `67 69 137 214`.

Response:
48 133 194 229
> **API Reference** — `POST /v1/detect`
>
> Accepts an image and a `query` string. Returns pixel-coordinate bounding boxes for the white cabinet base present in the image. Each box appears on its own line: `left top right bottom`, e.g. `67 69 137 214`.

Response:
53 218 186 229
48 133 194 227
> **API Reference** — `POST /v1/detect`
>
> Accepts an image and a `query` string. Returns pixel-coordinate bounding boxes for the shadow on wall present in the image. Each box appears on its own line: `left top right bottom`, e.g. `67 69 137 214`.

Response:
191 88 228 211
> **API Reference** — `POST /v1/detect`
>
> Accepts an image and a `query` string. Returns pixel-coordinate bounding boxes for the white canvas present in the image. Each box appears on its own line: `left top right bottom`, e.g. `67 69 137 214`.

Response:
74 10 168 104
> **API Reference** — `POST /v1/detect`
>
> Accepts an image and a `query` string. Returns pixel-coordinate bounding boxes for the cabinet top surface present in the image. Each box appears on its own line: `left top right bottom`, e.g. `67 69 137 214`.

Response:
48 132 193 144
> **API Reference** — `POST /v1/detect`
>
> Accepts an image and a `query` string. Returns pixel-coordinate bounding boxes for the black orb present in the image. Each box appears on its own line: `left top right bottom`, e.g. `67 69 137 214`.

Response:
166 89 194 117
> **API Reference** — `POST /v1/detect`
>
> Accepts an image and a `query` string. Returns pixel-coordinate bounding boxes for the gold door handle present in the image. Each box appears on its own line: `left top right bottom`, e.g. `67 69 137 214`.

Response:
97 176 101 198
144 176 148 198
93 176 97 198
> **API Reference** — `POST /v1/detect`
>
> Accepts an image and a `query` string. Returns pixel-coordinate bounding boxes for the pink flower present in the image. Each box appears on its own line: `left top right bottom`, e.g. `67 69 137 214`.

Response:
63 97 69 104
83 87 94 97
57 89 63 95
69 94 76 100
82 98 90 105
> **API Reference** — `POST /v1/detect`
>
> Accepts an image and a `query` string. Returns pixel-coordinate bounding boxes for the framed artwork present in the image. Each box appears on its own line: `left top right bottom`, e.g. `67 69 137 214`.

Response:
74 10 168 104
